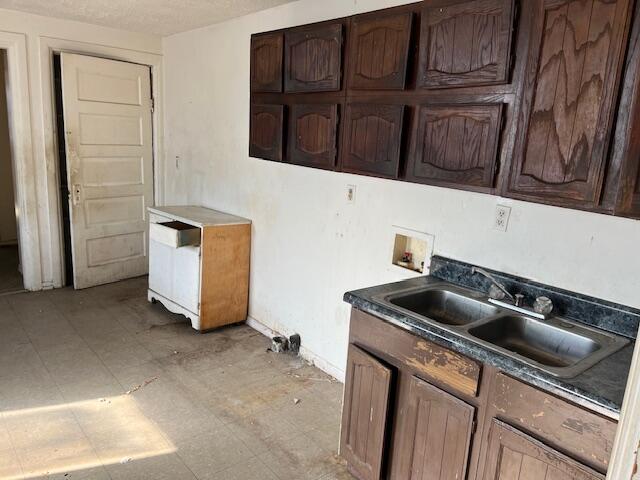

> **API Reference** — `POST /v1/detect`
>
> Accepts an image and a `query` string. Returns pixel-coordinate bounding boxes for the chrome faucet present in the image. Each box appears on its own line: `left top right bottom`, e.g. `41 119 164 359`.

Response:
471 267 517 303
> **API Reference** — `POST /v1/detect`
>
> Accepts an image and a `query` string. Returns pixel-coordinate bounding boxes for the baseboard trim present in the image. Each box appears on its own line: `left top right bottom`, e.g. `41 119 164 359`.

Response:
246 316 345 383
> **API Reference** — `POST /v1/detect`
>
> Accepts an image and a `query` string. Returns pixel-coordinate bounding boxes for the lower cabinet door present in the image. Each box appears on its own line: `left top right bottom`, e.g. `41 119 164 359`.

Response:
288 104 339 169
340 344 393 480
482 419 604 480
394 376 475 480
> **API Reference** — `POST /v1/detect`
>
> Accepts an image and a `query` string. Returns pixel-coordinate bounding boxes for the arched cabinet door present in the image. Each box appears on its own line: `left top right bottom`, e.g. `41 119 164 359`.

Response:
250 32 283 93
287 104 338 169
249 104 284 162
348 12 413 90
284 23 343 92
418 0 515 88
507 0 632 207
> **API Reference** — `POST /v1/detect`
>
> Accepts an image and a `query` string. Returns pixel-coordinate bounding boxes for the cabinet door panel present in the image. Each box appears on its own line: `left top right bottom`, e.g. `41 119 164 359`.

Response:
483 420 604 480
343 104 405 178
407 104 502 188
394 376 475 480
348 12 413 90
250 33 283 92
418 0 515 88
285 23 343 92
509 0 631 206
288 104 338 169
249 104 284 162
340 344 392 480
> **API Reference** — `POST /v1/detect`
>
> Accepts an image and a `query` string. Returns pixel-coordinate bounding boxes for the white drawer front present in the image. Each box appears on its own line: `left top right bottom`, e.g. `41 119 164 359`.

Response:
150 221 200 248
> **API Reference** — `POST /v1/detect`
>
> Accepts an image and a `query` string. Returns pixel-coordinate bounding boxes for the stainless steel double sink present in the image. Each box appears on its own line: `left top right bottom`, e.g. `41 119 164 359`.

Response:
373 284 629 378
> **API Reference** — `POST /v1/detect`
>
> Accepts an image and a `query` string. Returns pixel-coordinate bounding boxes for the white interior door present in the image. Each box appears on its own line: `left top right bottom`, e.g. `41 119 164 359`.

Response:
61 53 153 289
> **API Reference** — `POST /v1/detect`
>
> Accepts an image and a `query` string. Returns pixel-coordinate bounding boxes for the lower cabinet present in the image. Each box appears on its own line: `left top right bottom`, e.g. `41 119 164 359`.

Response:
341 309 616 480
340 344 393 480
482 420 604 480
394 376 475 480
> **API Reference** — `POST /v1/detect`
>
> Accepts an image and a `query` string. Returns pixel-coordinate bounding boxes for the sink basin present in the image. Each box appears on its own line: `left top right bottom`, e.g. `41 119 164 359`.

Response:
468 315 628 376
387 288 500 326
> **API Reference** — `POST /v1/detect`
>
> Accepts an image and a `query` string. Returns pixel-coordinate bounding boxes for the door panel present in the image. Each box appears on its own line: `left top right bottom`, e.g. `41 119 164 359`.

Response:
288 104 338 169
251 32 283 92
407 104 502 188
343 104 405 178
508 0 631 206
61 53 154 289
340 344 392 480
482 420 604 480
394 376 475 480
285 23 343 92
348 12 413 90
250 104 284 161
418 0 515 88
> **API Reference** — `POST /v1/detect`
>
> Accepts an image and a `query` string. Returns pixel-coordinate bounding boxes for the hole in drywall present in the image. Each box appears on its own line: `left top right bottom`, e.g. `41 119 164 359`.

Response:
392 234 427 274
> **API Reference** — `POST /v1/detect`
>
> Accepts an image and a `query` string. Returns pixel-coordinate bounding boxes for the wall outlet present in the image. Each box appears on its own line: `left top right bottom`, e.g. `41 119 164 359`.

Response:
346 184 356 204
494 205 511 232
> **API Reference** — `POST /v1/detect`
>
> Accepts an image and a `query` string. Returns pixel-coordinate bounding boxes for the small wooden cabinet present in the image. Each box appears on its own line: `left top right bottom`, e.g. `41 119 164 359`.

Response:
348 12 413 90
288 104 339 168
249 104 284 161
406 104 503 189
482 420 603 480
342 103 405 178
341 309 617 480
147 206 251 332
284 23 343 92
418 0 515 88
250 32 283 92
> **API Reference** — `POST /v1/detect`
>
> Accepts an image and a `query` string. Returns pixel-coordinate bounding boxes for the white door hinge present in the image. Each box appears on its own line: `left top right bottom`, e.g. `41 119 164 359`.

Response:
150 97 155 113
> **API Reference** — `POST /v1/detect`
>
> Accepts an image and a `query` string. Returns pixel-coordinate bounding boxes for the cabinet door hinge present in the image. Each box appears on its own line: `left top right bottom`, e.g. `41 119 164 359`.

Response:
472 419 478 434
150 97 155 113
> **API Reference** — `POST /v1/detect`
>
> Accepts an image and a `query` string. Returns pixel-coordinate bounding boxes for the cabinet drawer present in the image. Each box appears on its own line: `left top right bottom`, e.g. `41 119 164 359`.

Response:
350 309 481 398
491 373 617 473
150 221 201 248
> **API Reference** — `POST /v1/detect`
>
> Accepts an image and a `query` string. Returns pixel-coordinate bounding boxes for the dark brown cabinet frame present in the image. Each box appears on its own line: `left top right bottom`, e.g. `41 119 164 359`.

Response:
250 0 640 220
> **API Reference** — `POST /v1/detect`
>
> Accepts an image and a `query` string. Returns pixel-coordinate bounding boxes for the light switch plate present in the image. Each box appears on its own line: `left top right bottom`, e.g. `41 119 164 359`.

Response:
494 205 511 232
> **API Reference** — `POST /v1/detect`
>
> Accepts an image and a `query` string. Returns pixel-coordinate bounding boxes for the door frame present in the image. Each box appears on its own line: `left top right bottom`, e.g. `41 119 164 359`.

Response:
38 38 165 288
0 32 40 291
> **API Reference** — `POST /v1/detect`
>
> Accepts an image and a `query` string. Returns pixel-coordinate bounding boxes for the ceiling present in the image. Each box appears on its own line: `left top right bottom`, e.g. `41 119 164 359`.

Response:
0 0 297 36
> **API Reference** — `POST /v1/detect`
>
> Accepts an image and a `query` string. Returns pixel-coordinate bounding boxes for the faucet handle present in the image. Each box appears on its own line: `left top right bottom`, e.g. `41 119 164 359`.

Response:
514 293 525 307
488 284 506 300
534 296 554 316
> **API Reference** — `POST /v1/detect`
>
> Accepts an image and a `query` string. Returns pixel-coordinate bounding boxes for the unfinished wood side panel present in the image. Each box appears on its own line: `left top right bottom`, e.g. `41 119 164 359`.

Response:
340 344 393 480
199 224 251 331
350 309 481 398
393 376 475 480
418 0 515 88
482 420 604 480
508 0 632 206
490 373 617 473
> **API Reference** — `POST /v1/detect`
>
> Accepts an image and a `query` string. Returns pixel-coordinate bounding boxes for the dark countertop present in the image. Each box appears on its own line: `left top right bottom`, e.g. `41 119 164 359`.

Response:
344 274 635 420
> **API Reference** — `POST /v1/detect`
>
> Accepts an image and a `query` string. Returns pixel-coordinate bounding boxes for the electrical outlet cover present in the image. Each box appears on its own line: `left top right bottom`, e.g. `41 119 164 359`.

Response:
494 205 511 232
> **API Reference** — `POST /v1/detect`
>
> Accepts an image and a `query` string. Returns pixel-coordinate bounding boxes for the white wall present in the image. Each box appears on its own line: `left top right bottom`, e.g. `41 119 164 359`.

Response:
0 50 17 244
163 0 640 379
0 8 162 289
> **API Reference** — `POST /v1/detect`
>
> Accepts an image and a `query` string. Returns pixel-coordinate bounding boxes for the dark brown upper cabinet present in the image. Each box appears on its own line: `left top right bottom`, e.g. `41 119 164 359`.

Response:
393 376 475 480
340 345 392 480
418 0 515 89
347 12 413 90
406 104 503 189
342 104 405 178
249 104 284 162
288 104 339 169
507 0 632 208
284 23 343 93
250 33 283 92
482 420 603 480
